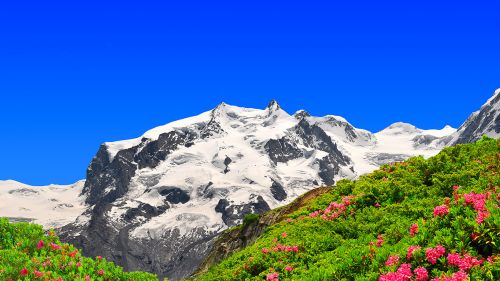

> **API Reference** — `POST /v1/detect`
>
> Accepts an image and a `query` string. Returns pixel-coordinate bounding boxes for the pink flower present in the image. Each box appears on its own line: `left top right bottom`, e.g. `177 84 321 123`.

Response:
55 277 63 281
309 211 320 217
451 271 468 281
97 269 104 275
374 202 381 208
85 275 91 281
378 264 412 281
447 253 461 266
285 265 293 272
68 249 78 257
396 264 412 279
433 205 449 217
414 267 429 281
385 255 400 266
452 185 460 190
50 242 61 251
464 192 487 211
407 245 421 260
261 248 270 254
426 245 446 265
34 270 44 278
96 255 102 261
476 210 489 224
409 224 419 237
376 235 384 247
37 240 45 249
20 268 28 277
281 232 288 238
76 261 82 267
266 272 279 281
447 253 482 271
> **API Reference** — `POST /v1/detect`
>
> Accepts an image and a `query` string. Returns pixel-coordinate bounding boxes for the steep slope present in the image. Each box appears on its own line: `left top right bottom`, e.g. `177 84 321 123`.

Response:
193 137 500 281
444 88 500 145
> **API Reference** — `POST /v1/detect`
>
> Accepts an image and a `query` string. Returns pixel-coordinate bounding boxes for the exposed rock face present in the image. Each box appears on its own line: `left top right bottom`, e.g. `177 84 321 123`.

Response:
444 89 500 145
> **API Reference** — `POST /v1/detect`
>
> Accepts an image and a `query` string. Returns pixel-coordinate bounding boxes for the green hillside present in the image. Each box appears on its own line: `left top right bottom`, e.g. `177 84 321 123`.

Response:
194 137 500 281
0 219 159 280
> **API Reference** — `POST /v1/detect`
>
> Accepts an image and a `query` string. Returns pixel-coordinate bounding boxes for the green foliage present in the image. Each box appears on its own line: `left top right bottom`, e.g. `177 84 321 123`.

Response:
243 213 260 227
194 137 500 280
0 218 160 280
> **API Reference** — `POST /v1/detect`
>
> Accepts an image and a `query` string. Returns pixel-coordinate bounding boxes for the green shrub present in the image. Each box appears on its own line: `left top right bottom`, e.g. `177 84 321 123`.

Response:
0 218 161 280
243 213 260 227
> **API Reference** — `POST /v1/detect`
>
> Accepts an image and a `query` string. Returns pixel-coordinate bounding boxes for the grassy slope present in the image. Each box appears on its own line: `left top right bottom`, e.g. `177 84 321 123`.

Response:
194 137 500 281
0 218 159 280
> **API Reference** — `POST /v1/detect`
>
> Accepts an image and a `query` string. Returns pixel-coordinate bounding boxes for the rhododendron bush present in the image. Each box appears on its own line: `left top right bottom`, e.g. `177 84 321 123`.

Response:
195 137 500 280
0 218 159 280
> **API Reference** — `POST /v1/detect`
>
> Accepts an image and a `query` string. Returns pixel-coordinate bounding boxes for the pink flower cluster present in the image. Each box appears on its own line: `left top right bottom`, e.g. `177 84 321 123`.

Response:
425 245 446 264
385 255 399 266
433 205 449 217
37 240 45 249
376 234 384 247
464 192 490 224
266 272 279 281
379 263 412 281
50 242 61 251
406 245 421 260
262 244 299 254
271 244 299 253
430 271 467 281
309 196 355 221
409 223 419 237
414 267 429 281
447 253 482 271
284 265 293 272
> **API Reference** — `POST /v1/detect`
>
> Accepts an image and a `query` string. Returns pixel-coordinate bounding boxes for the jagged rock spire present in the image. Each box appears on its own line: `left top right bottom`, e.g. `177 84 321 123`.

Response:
266 99 281 111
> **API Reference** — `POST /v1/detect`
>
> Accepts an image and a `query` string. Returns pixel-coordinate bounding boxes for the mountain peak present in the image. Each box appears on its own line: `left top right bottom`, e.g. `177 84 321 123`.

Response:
210 102 229 118
266 99 281 111
385 122 418 131
294 110 310 119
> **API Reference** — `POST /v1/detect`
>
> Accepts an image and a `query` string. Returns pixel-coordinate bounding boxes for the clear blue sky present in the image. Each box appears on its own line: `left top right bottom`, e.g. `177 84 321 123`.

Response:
0 1 499 185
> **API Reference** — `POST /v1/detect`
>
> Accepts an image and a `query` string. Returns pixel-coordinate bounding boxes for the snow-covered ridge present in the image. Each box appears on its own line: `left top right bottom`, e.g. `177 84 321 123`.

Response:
0 180 86 228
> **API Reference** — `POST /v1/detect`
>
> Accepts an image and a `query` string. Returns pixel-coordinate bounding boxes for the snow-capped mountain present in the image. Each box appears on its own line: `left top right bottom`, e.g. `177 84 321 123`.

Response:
0 89 497 280
58 101 456 280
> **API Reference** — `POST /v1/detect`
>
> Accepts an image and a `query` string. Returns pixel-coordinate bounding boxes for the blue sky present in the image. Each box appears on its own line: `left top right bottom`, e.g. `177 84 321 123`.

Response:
0 1 499 185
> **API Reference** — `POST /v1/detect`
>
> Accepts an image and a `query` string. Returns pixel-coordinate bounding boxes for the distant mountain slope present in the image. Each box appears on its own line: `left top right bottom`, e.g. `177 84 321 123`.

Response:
0 180 86 228
193 137 500 281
